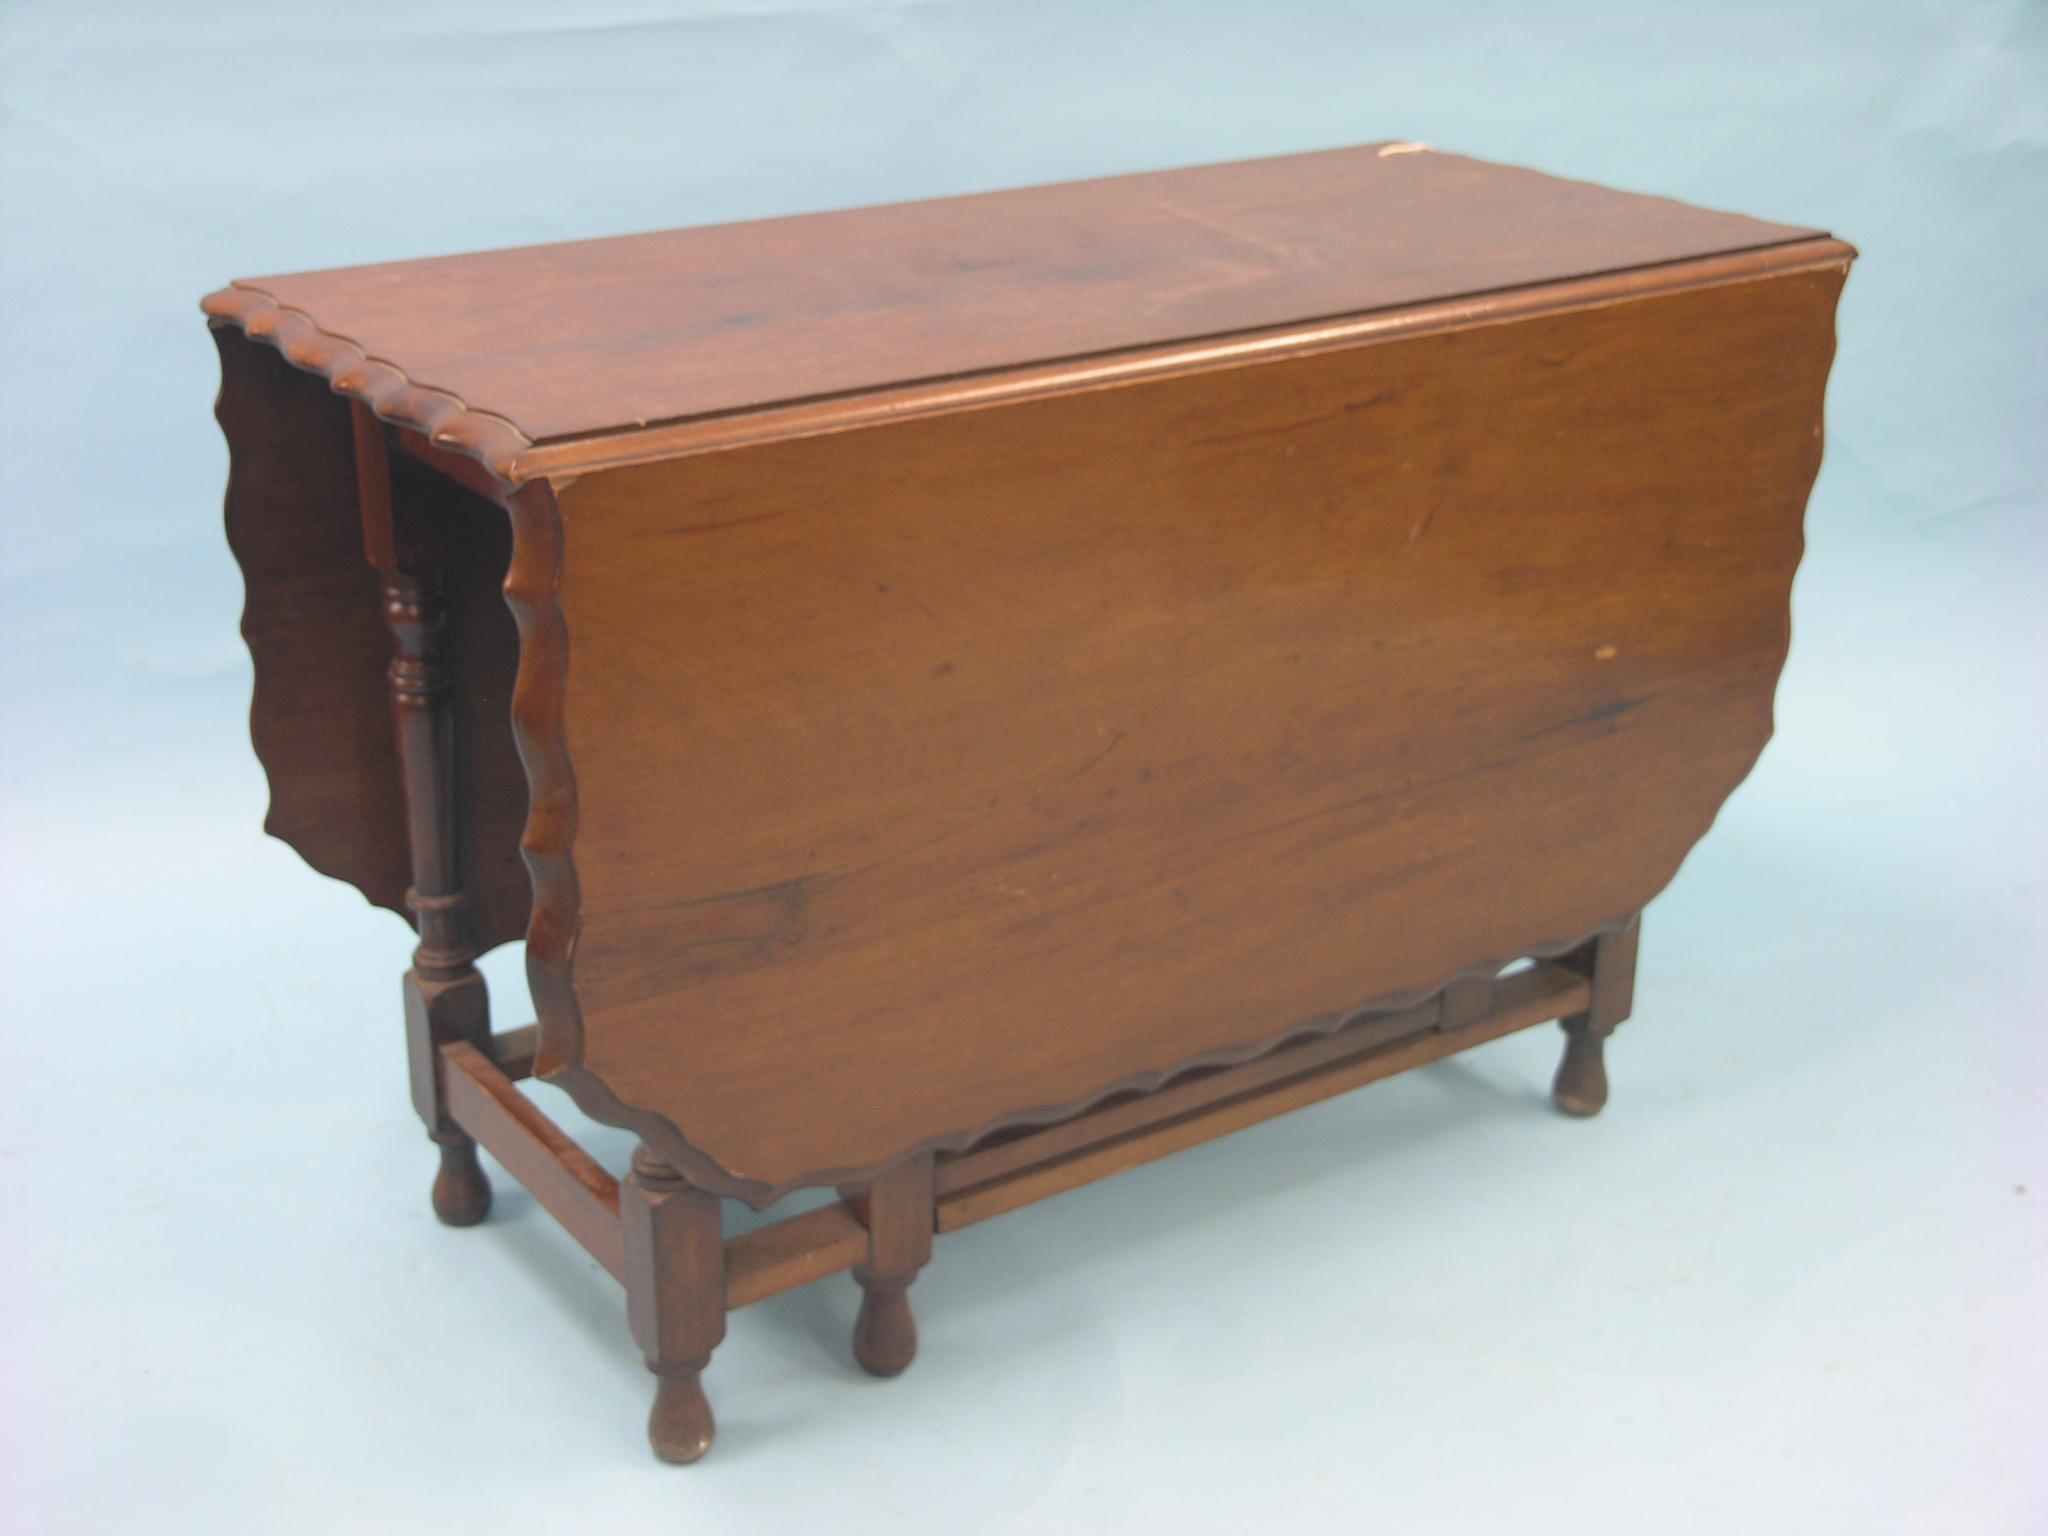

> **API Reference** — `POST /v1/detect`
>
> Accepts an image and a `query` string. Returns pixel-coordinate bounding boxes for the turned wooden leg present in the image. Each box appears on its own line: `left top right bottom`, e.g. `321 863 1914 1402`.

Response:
1553 1030 1608 1118
852 1153 935 1378
408 964 492 1225
622 1147 726 1463
380 537 494 1222
430 1135 492 1227
1553 914 1640 1117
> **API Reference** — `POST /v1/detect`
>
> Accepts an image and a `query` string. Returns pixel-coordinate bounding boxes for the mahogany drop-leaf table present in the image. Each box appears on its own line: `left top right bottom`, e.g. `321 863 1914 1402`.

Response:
206 143 1851 1461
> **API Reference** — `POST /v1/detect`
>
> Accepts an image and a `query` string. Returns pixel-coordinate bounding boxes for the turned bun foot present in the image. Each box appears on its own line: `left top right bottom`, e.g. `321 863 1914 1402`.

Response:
852 1282 918 1378
1553 1028 1609 1117
648 1368 715 1464
431 1139 493 1226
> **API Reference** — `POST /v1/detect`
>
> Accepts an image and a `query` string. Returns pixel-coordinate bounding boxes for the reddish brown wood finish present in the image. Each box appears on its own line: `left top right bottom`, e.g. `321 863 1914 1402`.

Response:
937 961 1596 1232
376 507 498 1227
216 330 407 912
215 330 529 951
548 261 1842 1203
621 1149 725 1464
208 144 1850 1464
403 952 1604 1457
723 1202 870 1311
1554 916 1642 1116
935 961 1588 1200
487 1023 541 1082
851 1155 936 1378
207 144 1816 465
440 1040 624 1280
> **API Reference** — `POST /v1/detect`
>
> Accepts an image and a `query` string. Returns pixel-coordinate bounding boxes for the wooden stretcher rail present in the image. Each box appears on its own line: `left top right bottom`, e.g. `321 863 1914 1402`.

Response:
934 961 1591 1233
449 1032 880 1306
440 965 1589 1309
489 1023 541 1082
725 1203 872 1310
937 999 1438 1198
441 1040 626 1281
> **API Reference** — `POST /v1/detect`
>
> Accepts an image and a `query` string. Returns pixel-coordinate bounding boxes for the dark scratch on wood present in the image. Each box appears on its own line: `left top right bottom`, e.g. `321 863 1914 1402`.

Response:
653 506 803 537
1512 691 1665 744
1072 727 1127 778
1187 391 1397 450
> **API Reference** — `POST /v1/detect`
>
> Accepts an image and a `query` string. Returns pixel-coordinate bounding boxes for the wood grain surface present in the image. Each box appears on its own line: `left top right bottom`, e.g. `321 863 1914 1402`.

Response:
208 148 1851 1460
214 145 1819 450
216 328 529 949
216 328 405 910
536 261 1846 1202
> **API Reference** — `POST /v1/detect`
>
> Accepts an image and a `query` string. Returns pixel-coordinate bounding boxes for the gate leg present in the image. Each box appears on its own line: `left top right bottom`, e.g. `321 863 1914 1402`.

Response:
852 1153 936 1378
623 1147 727 1463
1553 915 1640 1117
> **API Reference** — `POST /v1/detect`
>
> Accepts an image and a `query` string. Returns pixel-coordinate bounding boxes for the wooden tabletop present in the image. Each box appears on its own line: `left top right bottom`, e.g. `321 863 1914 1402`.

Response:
206 144 1825 460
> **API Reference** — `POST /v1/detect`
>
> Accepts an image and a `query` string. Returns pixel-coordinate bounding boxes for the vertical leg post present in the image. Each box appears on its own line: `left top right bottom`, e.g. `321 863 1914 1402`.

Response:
362 404 492 1224
622 1147 726 1464
386 568 494 1223
1440 972 1495 1030
1553 914 1641 1117
852 1153 936 1378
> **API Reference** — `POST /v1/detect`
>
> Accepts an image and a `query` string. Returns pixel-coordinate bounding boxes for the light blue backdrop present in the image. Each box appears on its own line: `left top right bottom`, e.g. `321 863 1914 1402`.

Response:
4 3 2042 1532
